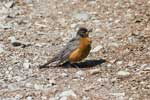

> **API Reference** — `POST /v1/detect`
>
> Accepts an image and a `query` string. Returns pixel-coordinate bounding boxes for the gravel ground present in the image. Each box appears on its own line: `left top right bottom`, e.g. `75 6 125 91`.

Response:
0 0 150 100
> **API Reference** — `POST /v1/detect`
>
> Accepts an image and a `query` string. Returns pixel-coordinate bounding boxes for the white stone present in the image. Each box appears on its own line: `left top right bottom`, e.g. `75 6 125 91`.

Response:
59 90 77 98
73 11 90 21
23 60 30 69
117 70 130 76
75 70 85 78
34 84 44 90
27 96 32 100
116 61 123 65
60 96 67 100
0 44 5 53
91 45 103 53
89 68 101 75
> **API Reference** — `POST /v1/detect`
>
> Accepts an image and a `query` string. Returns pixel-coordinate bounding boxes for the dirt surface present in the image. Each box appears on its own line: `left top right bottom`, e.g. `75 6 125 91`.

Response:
0 0 150 100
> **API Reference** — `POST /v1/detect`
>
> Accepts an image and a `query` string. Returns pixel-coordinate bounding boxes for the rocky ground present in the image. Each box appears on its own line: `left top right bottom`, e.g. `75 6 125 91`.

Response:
0 0 150 100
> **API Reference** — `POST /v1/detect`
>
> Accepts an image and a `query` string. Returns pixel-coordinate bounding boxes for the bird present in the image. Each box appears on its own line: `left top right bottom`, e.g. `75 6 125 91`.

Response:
39 27 92 68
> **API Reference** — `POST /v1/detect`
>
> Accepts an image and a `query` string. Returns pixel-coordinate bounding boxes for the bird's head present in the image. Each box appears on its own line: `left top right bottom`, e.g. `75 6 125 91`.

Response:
77 27 92 37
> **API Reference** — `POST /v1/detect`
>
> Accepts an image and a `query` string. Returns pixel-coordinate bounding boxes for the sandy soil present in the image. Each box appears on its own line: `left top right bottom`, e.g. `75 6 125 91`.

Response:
0 0 150 100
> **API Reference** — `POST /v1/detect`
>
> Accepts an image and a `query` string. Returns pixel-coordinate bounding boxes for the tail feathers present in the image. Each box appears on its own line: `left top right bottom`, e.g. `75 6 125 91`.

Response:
38 58 57 69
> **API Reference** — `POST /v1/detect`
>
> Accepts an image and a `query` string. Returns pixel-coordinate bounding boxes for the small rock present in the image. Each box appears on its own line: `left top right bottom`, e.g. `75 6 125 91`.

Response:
61 73 69 77
23 62 30 69
84 85 95 91
0 44 5 53
74 70 85 79
8 36 21 46
107 63 112 67
60 96 67 100
59 90 77 98
8 83 19 90
91 45 103 53
97 78 109 82
5 1 15 8
23 60 30 69
41 96 47 100
14 76 26 82
128 61 135 66
108 42 120 47
82 96 90 100
5 70 9 74
8 67 13 71
25 0 33 4
27 96 32 100
117 70 130 77
48 79 56 86
110 92 125 99
45 84 53 88
15 94 23 100
0 23 13 29
142 65 150 71
25 82 33 88
8 36 31 47
116 61 123 65
89 68 101 75
34 84 44 90
73 11 90 21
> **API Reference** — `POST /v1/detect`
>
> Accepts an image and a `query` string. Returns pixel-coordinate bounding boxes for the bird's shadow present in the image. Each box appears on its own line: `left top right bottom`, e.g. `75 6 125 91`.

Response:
62 59 106 68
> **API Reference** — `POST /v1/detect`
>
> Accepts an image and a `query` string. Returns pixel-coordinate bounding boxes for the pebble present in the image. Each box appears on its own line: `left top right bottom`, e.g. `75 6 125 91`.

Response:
107 63 112 67
89 68 101 75
91 45 103 53
45 83 53 88
144 67 150 71
61 73 69 77
73 11 90 21
41 96 47 100
48 79 56 86
8 36 22 47
0 44 5 53
117 70 130 77
23 62 30 69
75 70 85 78
59 90 77 98
14 76 25 82
25 0 33 4
8 83 19 91
4 1 15 8
108 42 120 47
27 96 32 100
8 67 13 71
116 61 123 65
25 82 33 88
0 23 13 29
8 36 31 47
110 92 125 99
97 78 109 82
84 84 95 91
34 84 44 90
15 94 23 100
60 96 67 100
128 61 135 66
23 60 30 69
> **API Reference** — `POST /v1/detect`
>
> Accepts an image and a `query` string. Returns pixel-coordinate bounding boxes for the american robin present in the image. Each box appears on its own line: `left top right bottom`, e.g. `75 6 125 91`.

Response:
39 27 92 68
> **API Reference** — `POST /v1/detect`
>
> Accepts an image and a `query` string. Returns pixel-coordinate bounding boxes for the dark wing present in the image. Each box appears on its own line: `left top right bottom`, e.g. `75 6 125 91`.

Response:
53 35 80 63
39 36 80 68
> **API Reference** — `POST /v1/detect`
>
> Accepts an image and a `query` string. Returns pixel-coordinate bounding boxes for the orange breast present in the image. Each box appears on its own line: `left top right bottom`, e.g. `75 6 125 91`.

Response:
69 37 91 62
